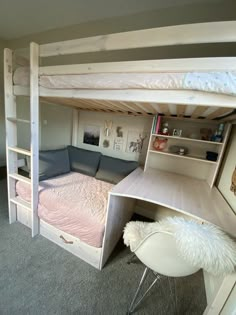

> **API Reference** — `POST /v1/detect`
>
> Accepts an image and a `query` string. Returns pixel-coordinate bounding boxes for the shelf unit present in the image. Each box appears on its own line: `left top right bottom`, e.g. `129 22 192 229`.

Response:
148 149 217 164
144 116 232 188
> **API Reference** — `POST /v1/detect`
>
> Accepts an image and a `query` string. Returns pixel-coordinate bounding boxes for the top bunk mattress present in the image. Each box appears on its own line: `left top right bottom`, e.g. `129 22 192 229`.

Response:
16 172 114 248
13 67 236 96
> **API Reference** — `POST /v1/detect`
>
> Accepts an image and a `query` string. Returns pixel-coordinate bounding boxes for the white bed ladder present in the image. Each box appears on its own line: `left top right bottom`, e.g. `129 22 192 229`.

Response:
4 43 40 237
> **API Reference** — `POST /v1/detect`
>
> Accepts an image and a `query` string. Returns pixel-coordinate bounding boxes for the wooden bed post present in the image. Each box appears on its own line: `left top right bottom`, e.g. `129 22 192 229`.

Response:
30 42 39 237
4 48 17 223
72 109 79 146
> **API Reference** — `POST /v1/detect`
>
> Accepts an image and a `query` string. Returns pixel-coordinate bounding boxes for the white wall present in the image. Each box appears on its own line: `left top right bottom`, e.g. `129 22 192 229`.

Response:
9 1 236 61
76 110 152 164
15 97 73 151
40 102 73 150
217 125 236 213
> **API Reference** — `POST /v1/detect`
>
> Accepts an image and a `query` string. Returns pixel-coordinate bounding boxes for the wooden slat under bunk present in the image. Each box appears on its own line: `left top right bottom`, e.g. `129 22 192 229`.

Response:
41 97 234 120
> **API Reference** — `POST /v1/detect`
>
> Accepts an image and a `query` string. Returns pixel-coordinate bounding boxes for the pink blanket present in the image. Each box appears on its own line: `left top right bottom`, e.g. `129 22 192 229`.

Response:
16 172 114 248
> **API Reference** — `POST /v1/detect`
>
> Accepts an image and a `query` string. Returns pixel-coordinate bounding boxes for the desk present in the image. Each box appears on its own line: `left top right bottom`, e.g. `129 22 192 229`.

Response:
101 167 236 314
111 167 236 237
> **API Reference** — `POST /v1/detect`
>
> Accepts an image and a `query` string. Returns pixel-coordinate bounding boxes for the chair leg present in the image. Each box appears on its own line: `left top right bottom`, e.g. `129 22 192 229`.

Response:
168 277 177 314
127 253 137 265
128 267 160 314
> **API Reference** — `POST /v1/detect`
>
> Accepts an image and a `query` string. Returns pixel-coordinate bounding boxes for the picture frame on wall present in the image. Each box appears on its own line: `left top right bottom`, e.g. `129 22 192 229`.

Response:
83 125 100 146
113 138 123 151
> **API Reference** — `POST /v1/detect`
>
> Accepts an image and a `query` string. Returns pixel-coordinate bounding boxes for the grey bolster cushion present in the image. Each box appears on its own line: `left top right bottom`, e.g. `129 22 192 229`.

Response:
39 148 70 181
95 155 138 184
67 145 101 177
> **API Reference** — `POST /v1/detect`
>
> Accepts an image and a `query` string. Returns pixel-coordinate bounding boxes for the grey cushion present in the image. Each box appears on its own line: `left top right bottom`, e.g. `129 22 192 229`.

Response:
95 155 138 184
67 146 101 177
39 148 70 181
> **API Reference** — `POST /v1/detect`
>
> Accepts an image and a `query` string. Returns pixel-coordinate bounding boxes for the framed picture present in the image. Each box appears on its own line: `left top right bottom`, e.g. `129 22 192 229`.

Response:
83 125 100 146
113 138 123 151
172 129 182 137
126 131 147 153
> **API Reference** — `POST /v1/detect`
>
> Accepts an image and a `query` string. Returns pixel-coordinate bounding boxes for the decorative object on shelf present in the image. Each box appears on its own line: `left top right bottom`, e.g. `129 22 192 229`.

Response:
211 123 224 143
172 129 182 137
179 148 185 155
230 167 236 196
104 120 113 137
153 137 168 151
169 145 180 154
169 145 188 155
206 151 218 161
160 122 169 135
200 128 213 141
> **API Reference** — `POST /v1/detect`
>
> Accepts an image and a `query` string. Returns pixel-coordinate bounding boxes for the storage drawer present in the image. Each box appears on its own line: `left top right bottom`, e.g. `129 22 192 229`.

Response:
40 220 102 269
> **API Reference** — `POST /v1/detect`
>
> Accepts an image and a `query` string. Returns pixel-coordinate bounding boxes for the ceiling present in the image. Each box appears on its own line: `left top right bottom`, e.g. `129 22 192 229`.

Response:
0 0 221 40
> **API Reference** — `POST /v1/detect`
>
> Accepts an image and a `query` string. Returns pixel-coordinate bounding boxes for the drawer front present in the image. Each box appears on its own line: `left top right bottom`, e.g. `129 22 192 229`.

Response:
40 220 102 269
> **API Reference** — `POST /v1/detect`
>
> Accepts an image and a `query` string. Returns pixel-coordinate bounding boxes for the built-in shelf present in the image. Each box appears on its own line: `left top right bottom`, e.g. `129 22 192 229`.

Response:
152 133 223 145
145 117 231 188
149 149 217 164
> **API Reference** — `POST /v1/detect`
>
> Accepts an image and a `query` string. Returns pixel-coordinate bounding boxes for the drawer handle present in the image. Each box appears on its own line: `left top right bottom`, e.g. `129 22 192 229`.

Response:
60 235 74 244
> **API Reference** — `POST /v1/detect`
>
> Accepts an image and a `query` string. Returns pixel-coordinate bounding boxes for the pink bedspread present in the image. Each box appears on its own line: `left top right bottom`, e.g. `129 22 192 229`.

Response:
16 172 114 247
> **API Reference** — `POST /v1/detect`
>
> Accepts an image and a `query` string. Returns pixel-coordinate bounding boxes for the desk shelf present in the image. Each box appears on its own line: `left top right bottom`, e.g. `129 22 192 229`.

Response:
148 149 217 164
145 117 232 188
152 133 223 145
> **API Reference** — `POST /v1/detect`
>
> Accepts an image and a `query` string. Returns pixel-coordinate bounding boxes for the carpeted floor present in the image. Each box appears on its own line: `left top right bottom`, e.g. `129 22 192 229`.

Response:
0 178 206 315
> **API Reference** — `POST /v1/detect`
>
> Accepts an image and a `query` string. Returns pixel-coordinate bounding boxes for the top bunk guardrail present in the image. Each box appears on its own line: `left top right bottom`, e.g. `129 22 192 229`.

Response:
39 21 236 57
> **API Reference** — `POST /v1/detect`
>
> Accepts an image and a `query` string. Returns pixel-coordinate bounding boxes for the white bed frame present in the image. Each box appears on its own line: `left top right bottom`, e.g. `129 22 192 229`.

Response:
3 20 236 313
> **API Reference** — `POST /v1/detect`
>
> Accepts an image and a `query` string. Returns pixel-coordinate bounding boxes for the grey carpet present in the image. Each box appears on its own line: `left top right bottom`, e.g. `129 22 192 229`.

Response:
0 179 206 315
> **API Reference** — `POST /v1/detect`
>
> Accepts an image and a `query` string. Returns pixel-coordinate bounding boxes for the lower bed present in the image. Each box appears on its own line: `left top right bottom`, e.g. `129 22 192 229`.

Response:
16 172 114 248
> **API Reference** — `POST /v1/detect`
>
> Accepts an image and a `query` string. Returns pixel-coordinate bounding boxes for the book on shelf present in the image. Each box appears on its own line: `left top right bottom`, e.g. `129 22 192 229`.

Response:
152 114 162 134
152 115 157 133
155 115 162 134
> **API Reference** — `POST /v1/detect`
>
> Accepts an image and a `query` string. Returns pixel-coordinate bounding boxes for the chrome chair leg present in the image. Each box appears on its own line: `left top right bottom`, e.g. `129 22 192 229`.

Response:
128 267 160 314
127 253 137 265
168 277 177 314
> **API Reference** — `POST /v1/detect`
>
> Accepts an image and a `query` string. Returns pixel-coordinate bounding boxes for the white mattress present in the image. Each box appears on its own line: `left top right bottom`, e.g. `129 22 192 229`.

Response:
16 172 114 248
13 67 236 96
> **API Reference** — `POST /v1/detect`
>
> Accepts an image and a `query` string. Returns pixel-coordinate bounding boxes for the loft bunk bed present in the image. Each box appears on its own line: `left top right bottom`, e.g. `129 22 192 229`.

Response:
4 21 236 278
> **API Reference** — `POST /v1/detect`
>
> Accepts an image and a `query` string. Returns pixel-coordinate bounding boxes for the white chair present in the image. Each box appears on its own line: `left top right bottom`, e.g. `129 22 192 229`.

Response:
123 217 236 314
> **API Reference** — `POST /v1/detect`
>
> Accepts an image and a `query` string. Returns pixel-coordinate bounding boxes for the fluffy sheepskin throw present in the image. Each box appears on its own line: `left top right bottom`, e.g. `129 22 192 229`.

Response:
123 217 236 276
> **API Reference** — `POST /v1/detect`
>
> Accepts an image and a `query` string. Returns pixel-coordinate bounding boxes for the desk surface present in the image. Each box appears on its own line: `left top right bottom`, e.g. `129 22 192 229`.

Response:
111 167 236 237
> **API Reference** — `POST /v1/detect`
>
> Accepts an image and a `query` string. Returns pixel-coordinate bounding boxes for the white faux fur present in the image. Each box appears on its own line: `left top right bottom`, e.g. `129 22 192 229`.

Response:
123 217 236 276
123 221 160 251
